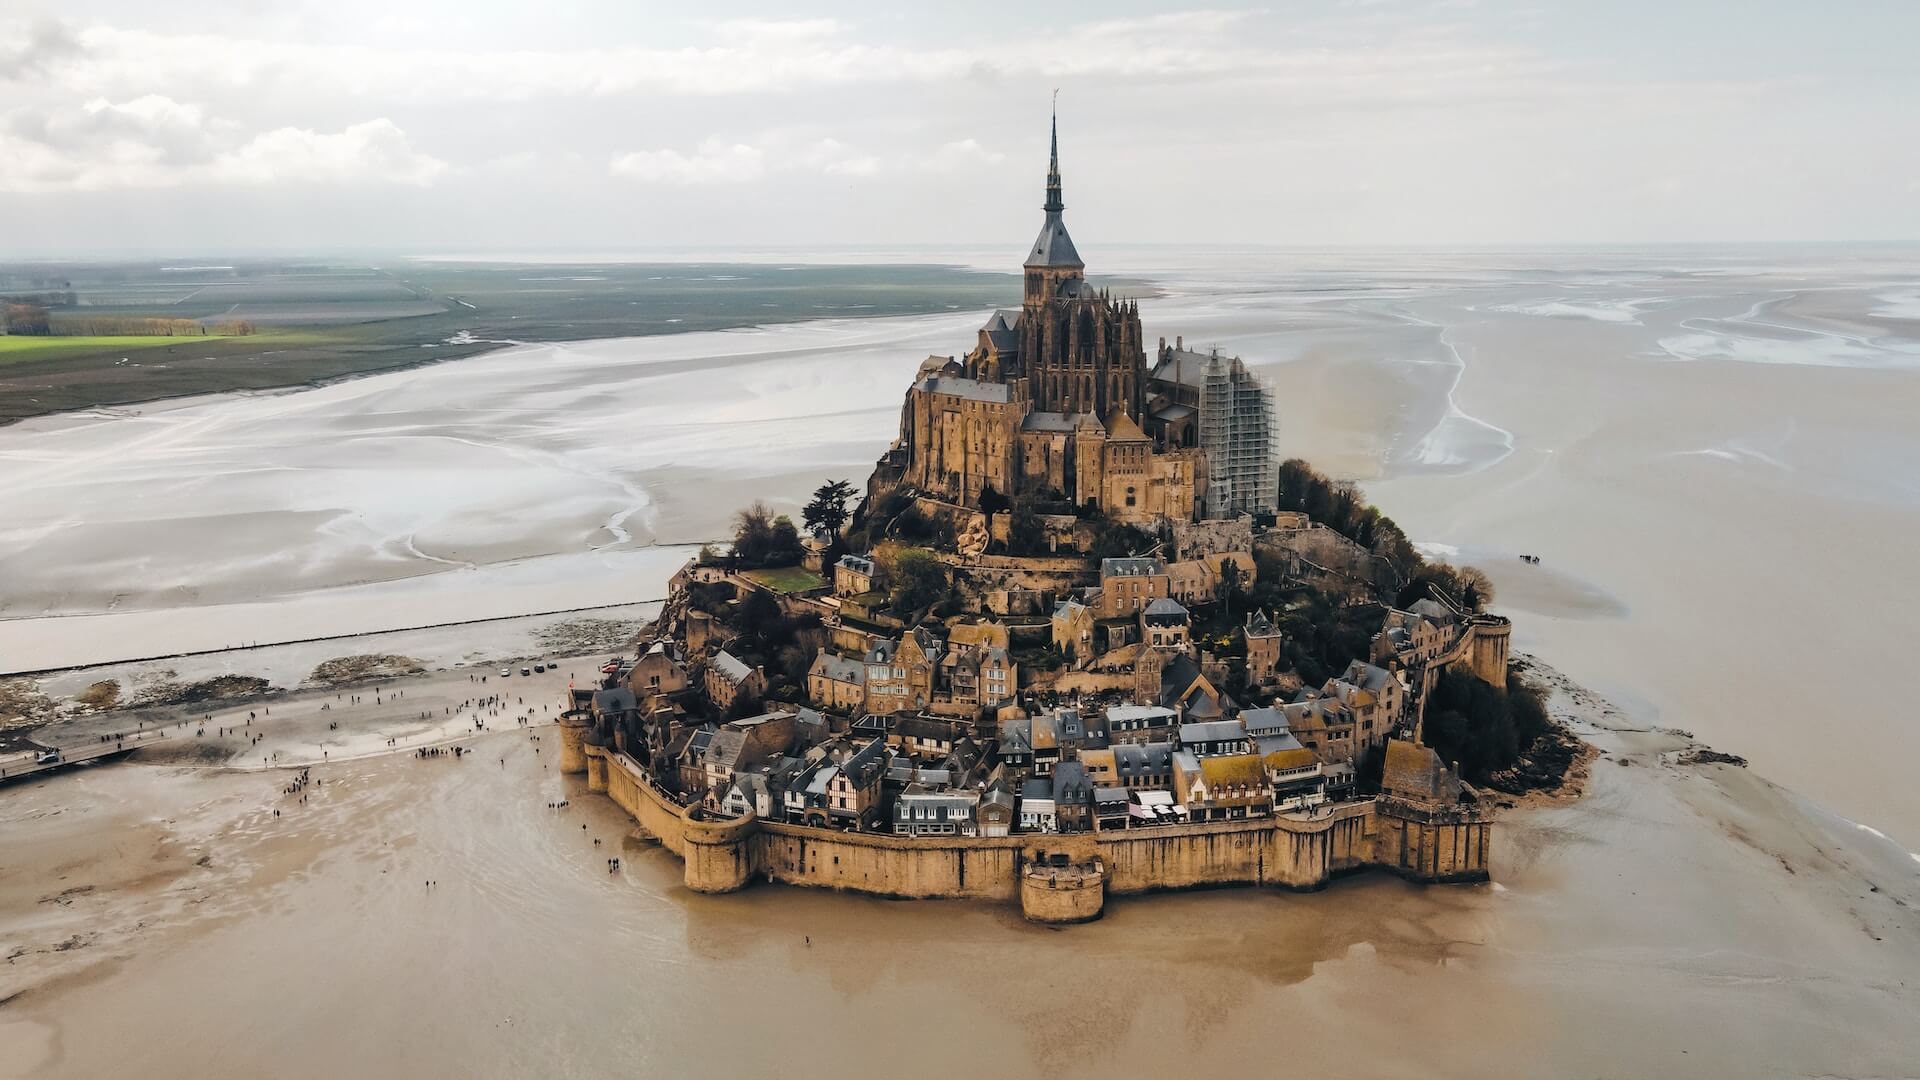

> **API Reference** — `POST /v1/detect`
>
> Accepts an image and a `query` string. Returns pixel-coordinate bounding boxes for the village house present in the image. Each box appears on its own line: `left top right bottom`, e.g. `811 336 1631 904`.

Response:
1324 659 1408 747
978 786 1017 836
1281 694 1359 763
1256 731 1327 811
888 715 966 760
1242 609 1283 686
1171 750 1272 821
628 639 690 697
1019 776 1057 832
1111 741 1175 790
820 737 889 827
1373 603 1456 668
936 630 1018 712
806 649 867 712
834 553 877 597
697 711 798 794
1179 719 1251 758
1092 786 1130 830
704 650 766 715
998 714 1035 778
862 638 910 714
1096 557 1170 619
1052 760 1093 832
1105 703 1179 745
892 784 981 837
1141 597 1191 651
897 626 944 709
1051 597 1095 667
1164 551 1255 607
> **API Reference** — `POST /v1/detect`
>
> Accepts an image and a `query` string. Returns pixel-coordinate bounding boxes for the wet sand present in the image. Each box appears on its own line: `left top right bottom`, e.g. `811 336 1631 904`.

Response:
1 656 1914 1079
7 249 1918 848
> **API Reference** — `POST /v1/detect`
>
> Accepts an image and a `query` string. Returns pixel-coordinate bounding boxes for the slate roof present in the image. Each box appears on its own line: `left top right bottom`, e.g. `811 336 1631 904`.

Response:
1112 742 1174 779
1026 215 1083 269
1106 704 1177 727
919 375 1011 404
711 650 754 685
1240 706 1291 736
837 554 876 576
1148 347 1222 390
1021 411 1093 433
1143 597 1189 624
1342 660 1397 693
1101 557 1166 579
1052 760 1091 803
1179 720 1246 747
1244 609 1279 637
981 309 1022 351
809 651 866 685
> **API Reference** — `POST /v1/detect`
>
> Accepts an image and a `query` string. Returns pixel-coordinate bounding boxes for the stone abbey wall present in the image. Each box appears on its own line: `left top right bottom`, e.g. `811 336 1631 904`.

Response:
577 743 1488 922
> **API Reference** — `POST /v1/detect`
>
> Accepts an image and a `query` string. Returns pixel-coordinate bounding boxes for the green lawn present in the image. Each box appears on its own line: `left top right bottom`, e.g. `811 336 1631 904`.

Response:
741 566 828 595
0 335 210 365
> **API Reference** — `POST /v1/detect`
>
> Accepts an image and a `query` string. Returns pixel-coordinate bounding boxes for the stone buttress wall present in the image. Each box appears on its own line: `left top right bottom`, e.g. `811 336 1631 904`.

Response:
586 749 1488 903
755 824 1024 901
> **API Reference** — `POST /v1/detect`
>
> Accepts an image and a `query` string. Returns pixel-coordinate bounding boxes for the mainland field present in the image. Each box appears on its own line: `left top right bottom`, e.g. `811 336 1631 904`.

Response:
0 260 1025 423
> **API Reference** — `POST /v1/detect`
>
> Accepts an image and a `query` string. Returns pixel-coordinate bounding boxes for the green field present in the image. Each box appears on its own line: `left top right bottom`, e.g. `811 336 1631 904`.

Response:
0 259 1058 424
741 566 829 595
0 335 208 365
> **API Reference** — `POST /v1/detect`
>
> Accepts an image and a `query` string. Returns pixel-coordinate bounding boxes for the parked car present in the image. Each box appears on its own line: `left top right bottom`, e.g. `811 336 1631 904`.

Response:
521 667 531 677
534 664 546 674
500 668 511 677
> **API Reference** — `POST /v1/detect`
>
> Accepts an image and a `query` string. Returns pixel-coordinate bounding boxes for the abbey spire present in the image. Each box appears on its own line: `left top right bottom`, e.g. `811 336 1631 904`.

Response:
1024 102 1083 277
1044 106 1064 215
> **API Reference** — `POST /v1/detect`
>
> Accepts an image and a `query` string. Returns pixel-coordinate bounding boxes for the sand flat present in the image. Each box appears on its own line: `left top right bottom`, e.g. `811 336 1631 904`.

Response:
0 657 1914 1079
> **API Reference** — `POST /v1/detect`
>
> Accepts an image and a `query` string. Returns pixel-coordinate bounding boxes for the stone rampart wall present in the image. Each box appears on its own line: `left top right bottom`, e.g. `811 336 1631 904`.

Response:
585 748 1488 915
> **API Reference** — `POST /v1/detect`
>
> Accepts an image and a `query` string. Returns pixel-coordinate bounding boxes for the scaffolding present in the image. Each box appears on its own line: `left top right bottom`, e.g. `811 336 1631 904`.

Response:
1197 350 1278 519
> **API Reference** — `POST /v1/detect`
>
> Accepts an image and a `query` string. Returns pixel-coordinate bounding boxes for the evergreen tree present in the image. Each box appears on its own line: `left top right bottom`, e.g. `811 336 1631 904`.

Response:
802 480 857 537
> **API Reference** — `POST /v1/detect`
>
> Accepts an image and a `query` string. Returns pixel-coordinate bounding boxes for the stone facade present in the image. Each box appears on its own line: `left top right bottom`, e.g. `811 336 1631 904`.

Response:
885 115 1207 527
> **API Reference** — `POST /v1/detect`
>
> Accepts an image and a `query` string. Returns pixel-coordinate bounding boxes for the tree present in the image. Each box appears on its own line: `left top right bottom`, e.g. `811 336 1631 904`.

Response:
1218 558 1244 619
888 548 950 615
732 502 775 565
4 303 50 336
802 479 856 537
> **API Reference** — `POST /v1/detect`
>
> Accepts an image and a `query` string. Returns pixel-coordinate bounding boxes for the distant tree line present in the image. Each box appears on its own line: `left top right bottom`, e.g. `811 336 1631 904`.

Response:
0 305 258 339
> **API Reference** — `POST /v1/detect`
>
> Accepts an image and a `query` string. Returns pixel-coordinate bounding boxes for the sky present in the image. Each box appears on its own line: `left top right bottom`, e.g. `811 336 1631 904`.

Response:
2 0 1917 256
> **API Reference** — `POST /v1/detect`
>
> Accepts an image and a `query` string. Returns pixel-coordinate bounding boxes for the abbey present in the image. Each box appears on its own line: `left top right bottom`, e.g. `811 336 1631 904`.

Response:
881 114 1275 526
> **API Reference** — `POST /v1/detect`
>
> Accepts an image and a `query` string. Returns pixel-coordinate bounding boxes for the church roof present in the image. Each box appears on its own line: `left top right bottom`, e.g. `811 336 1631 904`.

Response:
1104 410 1149 441
981 309 1021 351
918 375 1010 404
1025 107 1084 270
1026 216 1083 270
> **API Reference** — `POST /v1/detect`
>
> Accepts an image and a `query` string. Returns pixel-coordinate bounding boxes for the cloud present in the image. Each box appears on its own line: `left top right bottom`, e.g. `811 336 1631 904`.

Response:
609 133 1007 185
0 18 81 81
209 119 446 186
610 140 765 184
926 139 1006 170
0 98 445 192
0 12 1584 107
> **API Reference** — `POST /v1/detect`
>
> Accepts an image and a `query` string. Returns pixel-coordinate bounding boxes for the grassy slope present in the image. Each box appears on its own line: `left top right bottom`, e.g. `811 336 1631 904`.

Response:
741 566 829 594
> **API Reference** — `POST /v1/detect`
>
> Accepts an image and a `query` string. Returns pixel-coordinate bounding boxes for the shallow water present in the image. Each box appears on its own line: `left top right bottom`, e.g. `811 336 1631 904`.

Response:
3 246 1919 841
